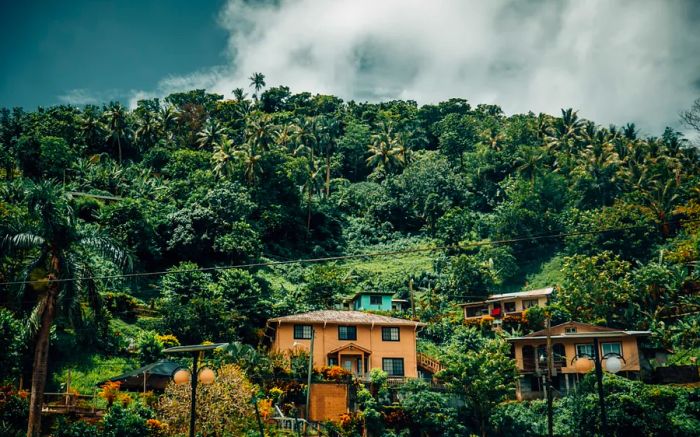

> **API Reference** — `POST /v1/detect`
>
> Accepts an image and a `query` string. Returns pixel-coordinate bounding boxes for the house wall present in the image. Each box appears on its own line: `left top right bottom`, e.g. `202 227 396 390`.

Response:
353 294 393 311
464 295 549 319
309 383 348 422
272 322 419 377
512 336 642 374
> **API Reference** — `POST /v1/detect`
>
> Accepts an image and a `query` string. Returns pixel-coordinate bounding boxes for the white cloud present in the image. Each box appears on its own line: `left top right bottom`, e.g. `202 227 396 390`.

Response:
134 0 700 134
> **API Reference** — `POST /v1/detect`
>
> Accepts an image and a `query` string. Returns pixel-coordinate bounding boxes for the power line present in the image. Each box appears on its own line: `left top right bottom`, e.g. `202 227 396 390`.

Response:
1 217 698 287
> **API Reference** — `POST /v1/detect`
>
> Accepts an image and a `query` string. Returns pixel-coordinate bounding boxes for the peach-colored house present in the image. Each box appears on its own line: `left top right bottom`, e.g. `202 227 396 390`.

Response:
268 310 425 379
459 287 553 322
507 321 650 399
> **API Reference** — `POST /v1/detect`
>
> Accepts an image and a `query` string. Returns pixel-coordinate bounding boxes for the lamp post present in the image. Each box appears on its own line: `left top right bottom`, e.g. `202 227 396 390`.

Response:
164 343 228 437
571 338 626 437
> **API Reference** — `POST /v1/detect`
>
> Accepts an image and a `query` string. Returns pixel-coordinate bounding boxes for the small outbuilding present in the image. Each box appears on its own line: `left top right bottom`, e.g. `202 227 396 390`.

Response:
97 359 181 392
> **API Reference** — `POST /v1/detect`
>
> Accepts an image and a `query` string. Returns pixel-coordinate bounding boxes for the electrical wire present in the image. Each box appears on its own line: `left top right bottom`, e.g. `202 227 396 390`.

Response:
1 217 698 287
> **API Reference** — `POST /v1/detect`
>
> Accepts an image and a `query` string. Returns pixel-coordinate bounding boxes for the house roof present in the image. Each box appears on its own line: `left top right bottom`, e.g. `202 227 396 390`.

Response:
344 290 395 303
327 343 373 355
458 287 554 307
268 310 425 327
507 321 651 342
97 359 181 387
485 287 553 303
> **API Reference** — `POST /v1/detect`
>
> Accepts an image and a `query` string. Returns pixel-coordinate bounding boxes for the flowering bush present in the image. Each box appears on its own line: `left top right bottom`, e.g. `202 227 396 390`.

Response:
145 418 168 437
318 365 352 381
99 381 121 407
158 364 256 435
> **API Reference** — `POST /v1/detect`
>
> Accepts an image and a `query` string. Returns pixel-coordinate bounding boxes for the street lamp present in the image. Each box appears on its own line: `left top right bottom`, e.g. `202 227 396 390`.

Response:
164 343 228 437
570 338 625 436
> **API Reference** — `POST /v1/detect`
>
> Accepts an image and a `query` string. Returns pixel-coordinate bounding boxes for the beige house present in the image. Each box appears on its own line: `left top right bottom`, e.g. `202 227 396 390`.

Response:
268 310 425 379
459 287 553 321
507 321 650 399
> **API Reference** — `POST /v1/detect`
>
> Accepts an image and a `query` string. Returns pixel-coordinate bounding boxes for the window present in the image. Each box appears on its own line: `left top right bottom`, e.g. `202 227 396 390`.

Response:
565 327 577 334
370 295 383 305
522 299 539 309
601 342 622 356
338 325 357 340
382 327 400 341
504 301 516 313
466 306 488 317
293 324 312 339
576 344 593 358
328 357 338 366
382 358 405 376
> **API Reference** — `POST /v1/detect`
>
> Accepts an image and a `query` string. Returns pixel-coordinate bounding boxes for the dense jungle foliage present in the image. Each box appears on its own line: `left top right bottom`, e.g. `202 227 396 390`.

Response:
1 78 699 435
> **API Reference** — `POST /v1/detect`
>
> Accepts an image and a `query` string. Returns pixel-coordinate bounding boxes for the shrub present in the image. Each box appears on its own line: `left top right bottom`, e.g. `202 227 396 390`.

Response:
103 292 142 322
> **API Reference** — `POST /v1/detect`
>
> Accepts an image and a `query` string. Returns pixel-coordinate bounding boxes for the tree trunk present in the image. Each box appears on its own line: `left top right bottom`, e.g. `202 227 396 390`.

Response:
117 137 122 163
26 285 57 437
325 155 331 198
306 188 312 232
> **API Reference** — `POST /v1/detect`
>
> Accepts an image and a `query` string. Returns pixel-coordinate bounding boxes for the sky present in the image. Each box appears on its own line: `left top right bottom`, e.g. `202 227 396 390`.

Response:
1 0 699 135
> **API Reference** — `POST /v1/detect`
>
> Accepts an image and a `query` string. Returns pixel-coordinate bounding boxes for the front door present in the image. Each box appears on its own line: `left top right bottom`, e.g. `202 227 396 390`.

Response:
342 358 354 373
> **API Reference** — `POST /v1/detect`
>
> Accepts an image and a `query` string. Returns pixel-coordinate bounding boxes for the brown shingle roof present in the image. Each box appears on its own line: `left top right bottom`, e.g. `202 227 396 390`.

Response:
268 310 425 327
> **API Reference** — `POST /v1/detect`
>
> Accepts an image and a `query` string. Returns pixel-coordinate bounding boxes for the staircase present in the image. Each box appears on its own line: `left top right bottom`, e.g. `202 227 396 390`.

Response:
417 352 444 375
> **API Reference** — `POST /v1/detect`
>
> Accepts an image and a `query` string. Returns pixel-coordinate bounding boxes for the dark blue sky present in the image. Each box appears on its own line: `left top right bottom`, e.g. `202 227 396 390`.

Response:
0 0 227 108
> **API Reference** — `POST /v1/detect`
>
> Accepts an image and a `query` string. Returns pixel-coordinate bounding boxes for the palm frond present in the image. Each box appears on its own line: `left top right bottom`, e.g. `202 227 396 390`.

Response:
2 233 45 254
79 234 133 272
27 294 48 337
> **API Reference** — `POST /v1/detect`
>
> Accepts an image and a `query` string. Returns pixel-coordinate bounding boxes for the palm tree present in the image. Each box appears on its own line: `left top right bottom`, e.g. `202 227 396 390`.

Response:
235 142 263 185
245 112 277 153
316 116 341 197
196 119 226 150
158 105 178 141
248 72 266 101
134 109 160 151
302 157 324 231
232 88 248 102
2 182 129 436
274 123 299 153
78 106 105 154
103 102 131 163
366 122 404 174
292 117 319 158
515 146 545 186
212 135 236 178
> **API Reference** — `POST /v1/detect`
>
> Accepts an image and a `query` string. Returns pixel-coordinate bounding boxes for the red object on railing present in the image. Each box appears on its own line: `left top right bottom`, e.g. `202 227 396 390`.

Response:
491 307 501 317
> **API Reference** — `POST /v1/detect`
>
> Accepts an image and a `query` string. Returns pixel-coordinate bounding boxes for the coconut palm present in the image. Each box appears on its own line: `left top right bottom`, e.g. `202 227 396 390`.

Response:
232 88 248 102
196 119 226 150
103 102 131 163
78 106 106 154
235 142 263 185
2 182 129 437
316 116 341 197
245 112 277 153
301 157 324 231
158 105 178 140
212 135 236 178
366 122 404 174
134 109 160 150
515 146 545 186
248 72 266 101
274 123 299 153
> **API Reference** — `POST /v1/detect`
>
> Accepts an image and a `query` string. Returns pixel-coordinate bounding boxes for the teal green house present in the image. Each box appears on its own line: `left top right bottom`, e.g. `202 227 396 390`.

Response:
345 291 394 311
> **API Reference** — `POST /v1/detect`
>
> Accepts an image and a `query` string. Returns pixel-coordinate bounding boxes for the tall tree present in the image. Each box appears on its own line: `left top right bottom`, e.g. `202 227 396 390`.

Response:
366 122 405 175
248 72 266 101
2 182 128 436
103 102 131 163
196 118 226 150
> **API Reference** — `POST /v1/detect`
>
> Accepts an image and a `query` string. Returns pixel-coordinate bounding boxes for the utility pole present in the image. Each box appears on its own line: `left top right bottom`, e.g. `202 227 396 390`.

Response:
305 327 315 436
545 317 554 437
409 278 415 319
